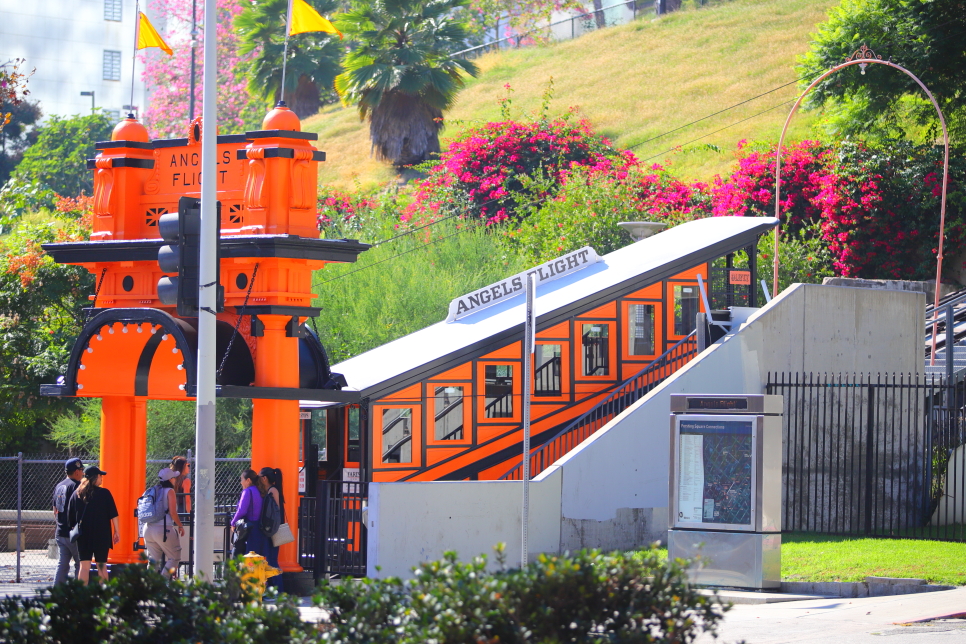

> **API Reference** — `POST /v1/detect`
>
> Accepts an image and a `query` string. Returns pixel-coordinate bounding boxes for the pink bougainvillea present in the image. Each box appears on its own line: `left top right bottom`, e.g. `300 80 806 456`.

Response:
141 0 263 139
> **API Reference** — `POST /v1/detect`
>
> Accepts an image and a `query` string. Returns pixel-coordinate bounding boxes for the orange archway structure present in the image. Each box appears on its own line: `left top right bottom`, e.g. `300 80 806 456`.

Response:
41 105 368 573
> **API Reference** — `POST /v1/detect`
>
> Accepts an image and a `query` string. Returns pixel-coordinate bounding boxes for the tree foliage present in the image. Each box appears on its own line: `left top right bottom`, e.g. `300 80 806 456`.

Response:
142 0 268 138
0 202 94 452
235 0 343 119
9 113 112 200
48 398 253 457
335 0 479 166
0 99 41 186
0 58 33 134
799 0 966 141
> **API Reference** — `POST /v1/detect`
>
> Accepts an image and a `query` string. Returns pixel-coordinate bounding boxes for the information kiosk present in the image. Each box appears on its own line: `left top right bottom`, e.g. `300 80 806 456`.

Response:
668 394 782 589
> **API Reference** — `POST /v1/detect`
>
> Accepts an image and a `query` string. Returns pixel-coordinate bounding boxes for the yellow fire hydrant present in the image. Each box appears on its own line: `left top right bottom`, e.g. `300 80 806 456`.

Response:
240 551 281 600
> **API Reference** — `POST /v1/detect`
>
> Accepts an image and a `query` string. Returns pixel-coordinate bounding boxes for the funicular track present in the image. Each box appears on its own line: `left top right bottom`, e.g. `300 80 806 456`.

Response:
499 331 697 481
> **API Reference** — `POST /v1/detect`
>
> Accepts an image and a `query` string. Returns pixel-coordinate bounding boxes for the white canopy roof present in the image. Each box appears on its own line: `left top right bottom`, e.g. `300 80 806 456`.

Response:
332 216 779 398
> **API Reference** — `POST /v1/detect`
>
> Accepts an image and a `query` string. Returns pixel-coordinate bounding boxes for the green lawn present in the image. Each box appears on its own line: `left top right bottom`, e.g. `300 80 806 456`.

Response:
642 533 966 586
305 0 836 190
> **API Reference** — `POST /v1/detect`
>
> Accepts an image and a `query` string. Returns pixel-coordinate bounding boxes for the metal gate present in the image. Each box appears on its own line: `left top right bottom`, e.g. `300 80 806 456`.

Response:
312 479 368 579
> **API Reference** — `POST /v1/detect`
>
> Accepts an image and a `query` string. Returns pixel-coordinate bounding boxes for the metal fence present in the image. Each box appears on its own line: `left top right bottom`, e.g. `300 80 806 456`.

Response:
0 452 250 583
452 1 657 59
313 479 368 579
767 372 966 541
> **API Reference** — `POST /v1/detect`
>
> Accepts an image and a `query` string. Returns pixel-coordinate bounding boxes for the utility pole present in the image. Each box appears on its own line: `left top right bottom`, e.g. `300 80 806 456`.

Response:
189 0 198 121
521 273 535 566
192 0 218 580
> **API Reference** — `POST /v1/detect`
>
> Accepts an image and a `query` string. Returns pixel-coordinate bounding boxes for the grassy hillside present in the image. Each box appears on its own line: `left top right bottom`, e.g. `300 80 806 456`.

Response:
304 0 836 190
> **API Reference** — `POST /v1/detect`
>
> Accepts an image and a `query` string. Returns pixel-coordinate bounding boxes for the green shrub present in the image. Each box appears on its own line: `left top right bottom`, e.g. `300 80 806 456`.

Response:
314 546 727 643
0 560 312 644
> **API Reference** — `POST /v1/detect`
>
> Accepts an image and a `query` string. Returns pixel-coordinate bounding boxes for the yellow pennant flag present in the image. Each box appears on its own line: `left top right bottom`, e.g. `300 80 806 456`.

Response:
289 0 342 39
137 12 173 55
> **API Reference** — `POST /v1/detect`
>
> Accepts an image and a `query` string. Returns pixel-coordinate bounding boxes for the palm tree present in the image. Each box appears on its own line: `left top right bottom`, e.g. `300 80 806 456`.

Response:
335 0 479 166
236 0 343 119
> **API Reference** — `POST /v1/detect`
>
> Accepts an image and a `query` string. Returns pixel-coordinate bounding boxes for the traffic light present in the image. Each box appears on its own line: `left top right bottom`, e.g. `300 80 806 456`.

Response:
157 196 223 317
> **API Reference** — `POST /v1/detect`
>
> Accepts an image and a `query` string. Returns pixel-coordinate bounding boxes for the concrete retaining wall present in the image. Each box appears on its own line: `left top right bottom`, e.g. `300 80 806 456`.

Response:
367 284 924 577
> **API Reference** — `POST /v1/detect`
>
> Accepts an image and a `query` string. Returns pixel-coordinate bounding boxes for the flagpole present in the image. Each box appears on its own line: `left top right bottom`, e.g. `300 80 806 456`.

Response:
280 0 293 105
130 0 140 113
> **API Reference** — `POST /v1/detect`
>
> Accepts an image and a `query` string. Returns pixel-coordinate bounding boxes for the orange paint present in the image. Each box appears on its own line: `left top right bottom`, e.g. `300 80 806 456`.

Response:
100 396 147 564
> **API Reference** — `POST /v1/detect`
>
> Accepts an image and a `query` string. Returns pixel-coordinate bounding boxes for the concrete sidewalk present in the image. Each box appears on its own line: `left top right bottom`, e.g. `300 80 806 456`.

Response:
697 587 966 643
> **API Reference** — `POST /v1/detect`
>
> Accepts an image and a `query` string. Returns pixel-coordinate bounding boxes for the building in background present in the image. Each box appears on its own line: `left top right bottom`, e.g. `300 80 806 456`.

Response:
0 0 157 120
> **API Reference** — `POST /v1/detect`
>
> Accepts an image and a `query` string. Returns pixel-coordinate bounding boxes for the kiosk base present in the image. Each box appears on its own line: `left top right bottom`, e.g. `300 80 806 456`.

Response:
669 530 780 589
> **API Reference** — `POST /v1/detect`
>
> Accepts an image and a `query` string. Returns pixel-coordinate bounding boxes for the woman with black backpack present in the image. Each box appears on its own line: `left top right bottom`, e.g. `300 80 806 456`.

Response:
258 467 286 591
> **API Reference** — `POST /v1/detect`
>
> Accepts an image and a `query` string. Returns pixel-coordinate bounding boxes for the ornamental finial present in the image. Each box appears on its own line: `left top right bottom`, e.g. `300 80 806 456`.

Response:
846 44 883 74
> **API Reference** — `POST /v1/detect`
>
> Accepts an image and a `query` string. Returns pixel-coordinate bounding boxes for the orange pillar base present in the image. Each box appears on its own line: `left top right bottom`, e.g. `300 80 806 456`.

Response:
251 314 303 573
100 396 147 565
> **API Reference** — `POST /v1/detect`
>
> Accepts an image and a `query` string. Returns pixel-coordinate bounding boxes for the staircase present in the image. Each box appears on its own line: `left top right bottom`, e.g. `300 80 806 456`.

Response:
925 288 966 377
499 330 697 480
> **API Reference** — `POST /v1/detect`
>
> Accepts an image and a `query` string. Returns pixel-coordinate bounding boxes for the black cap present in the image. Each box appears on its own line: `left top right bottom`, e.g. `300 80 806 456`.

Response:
65 458 84 474
84 465 107 478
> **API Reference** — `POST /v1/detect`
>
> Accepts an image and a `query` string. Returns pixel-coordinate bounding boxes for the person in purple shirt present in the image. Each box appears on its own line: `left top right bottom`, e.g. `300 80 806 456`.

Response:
230 469 268 558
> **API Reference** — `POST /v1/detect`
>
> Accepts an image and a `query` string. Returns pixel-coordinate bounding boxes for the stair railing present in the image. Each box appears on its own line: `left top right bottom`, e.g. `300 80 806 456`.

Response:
499 330 697 481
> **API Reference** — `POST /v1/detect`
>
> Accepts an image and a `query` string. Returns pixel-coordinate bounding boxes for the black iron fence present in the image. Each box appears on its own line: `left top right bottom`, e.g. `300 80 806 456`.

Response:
0 452 249 583
767 372 966 541
502 331 698 480
312 479 368 579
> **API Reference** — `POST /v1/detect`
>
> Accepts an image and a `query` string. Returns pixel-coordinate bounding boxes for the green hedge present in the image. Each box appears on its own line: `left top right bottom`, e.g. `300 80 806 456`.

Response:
0 547 726 643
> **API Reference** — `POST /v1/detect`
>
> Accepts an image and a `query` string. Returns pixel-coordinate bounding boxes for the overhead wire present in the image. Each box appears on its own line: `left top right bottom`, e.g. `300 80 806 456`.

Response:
312 19 966 289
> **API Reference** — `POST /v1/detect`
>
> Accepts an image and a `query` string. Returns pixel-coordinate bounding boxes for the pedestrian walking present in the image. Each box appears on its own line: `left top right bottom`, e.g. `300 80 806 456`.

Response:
230 469 265 558
52 457 84 584
258 467 286 591
67 466 119 585
140 468 185 579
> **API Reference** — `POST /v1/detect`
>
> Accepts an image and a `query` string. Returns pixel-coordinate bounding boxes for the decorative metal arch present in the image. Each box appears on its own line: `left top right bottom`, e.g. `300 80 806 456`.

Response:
773 46 950 363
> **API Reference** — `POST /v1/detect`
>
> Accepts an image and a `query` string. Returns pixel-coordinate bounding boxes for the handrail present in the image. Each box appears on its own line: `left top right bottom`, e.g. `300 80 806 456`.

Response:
499 331 698 480
926 287 966 318
484 389 514 415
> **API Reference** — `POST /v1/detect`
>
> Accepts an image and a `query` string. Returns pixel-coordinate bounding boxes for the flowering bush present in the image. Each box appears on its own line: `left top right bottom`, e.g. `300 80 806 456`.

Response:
141 0 266 138
506 159 711 263
710 139 834 232
407 96 624 224
712 139 966 280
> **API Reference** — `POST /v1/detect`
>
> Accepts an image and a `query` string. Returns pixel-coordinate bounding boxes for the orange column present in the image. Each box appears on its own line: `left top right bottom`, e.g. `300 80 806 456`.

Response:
251 314 302 572
100 395 148 565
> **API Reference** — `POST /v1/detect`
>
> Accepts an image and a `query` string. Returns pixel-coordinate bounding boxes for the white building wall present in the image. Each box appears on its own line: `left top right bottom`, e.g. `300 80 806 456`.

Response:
367 284 925 578
1 0 154 120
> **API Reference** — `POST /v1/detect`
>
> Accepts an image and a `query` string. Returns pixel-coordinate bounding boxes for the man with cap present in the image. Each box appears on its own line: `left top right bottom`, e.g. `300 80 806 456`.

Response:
142 468 185 579
52 458 84 584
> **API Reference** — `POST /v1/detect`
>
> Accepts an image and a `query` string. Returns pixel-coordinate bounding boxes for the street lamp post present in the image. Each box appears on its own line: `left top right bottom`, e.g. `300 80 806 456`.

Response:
80 91 95 114
772 46 950 364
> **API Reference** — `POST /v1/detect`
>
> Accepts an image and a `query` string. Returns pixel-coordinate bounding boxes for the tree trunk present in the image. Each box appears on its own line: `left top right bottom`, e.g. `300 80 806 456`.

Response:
368 91 443 167
593 0 606 28
288 75 322 120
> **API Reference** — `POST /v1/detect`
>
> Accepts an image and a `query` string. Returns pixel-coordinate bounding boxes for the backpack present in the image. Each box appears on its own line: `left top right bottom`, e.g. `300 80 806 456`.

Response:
137 484 168 525
260 489 281 537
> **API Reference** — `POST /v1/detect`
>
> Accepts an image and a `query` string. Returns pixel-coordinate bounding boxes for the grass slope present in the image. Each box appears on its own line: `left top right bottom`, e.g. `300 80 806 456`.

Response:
648 533 966 586
304 0 836 190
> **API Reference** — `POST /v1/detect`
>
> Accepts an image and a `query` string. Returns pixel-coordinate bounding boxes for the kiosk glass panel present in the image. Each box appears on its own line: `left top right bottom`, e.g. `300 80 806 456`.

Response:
673 285 700 336
676 415 755 530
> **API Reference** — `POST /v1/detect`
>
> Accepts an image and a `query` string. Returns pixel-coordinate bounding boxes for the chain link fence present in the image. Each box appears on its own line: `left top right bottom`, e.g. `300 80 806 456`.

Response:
0 452 250 583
